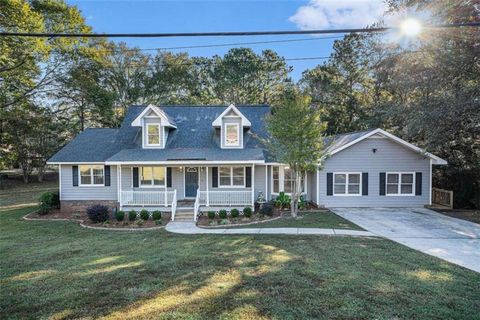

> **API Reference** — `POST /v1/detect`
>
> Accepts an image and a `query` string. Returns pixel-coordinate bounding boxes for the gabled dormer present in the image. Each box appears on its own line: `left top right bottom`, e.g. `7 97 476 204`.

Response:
212 104 251 149
131 105 177 149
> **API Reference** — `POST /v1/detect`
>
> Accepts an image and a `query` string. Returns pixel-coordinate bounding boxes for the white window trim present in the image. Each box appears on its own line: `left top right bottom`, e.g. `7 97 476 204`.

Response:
79 165 105 187
224 123 241 147
333 172 362 196
271 166 305 196
146 123 162 147
218 166 246 188
386 172 415 196
138 166 167 188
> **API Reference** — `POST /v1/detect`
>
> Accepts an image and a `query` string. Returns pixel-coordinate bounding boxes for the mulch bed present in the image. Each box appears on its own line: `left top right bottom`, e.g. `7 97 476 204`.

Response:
25 209 169 229
197 212 282 227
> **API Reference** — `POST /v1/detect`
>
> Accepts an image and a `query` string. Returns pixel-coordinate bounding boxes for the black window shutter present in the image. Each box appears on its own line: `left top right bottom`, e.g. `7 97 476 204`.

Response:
326 172 333 196
379 172 386 196
167 167 172 188
132 167 139 188
245 167 252 188
72 165 78 187
362 172 368 196
415 172 422 195
104 166 111 186
212 167 218 188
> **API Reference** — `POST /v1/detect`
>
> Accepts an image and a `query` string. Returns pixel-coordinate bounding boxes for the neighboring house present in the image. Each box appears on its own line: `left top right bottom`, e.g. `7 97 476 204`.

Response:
47 104 447 220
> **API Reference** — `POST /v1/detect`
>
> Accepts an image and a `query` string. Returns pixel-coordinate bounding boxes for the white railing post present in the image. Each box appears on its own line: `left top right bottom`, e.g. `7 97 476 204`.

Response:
194 188 200 222
251 165 255 207
206 166 210 207
171 190 177 221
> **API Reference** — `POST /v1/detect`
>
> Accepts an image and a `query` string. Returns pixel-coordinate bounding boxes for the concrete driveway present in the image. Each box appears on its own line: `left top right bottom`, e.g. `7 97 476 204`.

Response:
331 207 480 273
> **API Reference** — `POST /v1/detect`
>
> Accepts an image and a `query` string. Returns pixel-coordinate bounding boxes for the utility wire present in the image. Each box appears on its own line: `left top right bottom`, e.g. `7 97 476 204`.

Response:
1 22 478 38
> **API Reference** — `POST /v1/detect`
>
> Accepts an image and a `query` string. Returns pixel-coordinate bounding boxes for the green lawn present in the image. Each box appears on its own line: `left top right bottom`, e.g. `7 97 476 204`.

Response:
1 206 479 319
226 211 363 230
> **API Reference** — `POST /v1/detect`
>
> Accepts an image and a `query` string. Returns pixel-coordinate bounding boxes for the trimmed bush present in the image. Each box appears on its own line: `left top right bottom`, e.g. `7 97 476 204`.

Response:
243 207 253 217
152 210 162 221
86 204 109 223
207 211 216 219
231 208 239 218
140 209 150 221
128 210 137 221
115 210 125 221
218 209 227 219
38 191 60 215
259 203 274 216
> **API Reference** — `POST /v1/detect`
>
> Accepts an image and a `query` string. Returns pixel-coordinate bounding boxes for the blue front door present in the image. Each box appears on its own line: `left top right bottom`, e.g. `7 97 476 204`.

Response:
185 167 199 198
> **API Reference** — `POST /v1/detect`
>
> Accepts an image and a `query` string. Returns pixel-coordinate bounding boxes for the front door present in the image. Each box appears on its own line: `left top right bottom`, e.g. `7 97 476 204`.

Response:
185 167 199 198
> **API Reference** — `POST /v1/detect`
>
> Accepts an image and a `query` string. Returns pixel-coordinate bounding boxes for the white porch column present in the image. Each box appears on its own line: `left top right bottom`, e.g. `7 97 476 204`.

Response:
251 164 255 206
264 165 268 200
58 165 62 201
118 165 122 208
316 167 320 205
206 166 209 206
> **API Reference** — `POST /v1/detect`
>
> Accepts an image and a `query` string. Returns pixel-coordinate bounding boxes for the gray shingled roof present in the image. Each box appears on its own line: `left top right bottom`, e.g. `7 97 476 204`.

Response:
48 105 271 163
48 104 377 163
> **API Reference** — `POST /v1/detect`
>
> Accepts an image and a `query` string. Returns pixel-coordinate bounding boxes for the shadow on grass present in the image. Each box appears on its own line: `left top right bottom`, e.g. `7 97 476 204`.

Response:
1 207 479 319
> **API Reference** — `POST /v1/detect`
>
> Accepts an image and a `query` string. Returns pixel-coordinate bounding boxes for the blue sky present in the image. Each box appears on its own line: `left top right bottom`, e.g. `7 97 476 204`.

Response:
68 0 387 81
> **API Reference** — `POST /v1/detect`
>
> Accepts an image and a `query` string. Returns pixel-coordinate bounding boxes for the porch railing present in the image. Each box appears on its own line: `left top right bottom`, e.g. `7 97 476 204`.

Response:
171 190 178 221
193 188 200 222
198 190 251 206
432 187 453 209
121 190 176 206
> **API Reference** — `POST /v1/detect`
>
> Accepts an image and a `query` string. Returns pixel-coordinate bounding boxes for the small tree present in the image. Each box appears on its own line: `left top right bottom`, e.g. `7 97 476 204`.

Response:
265 90 327 217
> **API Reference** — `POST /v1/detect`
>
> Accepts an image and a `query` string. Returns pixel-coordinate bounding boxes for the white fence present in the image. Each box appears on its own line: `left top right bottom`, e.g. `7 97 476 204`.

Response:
121 190 176 206
198 190 251 206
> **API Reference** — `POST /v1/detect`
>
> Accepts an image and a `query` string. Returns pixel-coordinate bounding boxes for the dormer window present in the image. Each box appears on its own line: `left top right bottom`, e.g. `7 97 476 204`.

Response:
147 124 161 146
225 123 240 146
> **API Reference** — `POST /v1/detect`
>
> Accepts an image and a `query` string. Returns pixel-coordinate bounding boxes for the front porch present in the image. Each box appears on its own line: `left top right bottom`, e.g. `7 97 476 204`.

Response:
115 164 259 221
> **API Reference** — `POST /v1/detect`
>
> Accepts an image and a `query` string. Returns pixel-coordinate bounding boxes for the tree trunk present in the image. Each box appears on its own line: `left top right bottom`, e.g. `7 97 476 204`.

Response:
290 170 303 218
37 165 45 182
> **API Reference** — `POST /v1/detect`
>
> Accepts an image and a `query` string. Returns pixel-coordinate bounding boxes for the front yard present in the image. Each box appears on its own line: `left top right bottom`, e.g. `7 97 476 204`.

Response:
1 205 479 319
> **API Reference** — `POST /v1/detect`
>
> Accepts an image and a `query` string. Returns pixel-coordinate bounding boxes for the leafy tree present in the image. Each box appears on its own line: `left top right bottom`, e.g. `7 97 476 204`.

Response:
265 89 327 217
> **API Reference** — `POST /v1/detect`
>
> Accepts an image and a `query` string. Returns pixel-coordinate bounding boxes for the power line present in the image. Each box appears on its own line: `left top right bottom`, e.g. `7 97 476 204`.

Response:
2 22 478 38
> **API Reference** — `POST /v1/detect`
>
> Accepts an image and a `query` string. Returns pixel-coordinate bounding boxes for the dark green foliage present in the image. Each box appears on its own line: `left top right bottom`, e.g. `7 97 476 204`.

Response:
218 209 227 219
298 195 306 210
38 191 60 215
115 210 125 222
230 208 239 218
243 207 253 217
152 210 162 221
86 205 109 223
259 203 274 216
274 192 291 209
140 209 150 221
207 211 215 219
128 210 137 221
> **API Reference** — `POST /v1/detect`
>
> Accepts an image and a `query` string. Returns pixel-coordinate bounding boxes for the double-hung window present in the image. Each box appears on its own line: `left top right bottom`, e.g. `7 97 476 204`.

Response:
219 166 245 187
224 123 240 147
333 173 361 195
146 124 161 146
140 167 166 187
386 172 414 195
272 166 304 194
80 165 104 186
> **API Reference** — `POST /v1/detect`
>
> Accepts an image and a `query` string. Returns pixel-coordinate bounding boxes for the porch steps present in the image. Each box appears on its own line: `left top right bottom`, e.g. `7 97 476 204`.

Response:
174 211 195 222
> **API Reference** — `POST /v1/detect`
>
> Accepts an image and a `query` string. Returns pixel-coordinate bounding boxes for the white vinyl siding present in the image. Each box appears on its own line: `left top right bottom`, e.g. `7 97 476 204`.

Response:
60 165 117 200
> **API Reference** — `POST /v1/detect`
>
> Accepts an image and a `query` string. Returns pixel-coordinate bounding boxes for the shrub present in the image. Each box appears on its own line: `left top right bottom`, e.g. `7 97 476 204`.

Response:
219 209 227 219
140 209 150 221
207 211 216 219
231 208 239 218
243 207 253 217
128 210 137 221
87 204 109 223
274 192 291 210
152 210 162 221
298 195 306 210
38 191 60 215
115 210 125 221
259 203 274 216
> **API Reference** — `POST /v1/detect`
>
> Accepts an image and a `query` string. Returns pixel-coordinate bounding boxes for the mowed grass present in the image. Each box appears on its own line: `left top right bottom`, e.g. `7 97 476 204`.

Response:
1 206 480 319
229 211 363 230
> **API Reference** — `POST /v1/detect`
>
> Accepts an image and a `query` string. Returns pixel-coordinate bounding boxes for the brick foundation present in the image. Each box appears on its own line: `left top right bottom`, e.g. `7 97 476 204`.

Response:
61 200 119 213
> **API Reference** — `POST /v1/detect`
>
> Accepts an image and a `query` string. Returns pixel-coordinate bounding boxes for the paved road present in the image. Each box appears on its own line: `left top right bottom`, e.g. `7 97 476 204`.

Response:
165 222 375 237
331 207 480 273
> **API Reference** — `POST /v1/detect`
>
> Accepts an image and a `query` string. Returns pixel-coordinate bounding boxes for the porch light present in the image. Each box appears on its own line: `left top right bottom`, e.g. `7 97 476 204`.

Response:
400 18 422 37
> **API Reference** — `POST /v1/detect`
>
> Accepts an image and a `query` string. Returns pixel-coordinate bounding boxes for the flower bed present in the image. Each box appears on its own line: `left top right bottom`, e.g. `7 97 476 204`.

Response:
26 208 170 229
